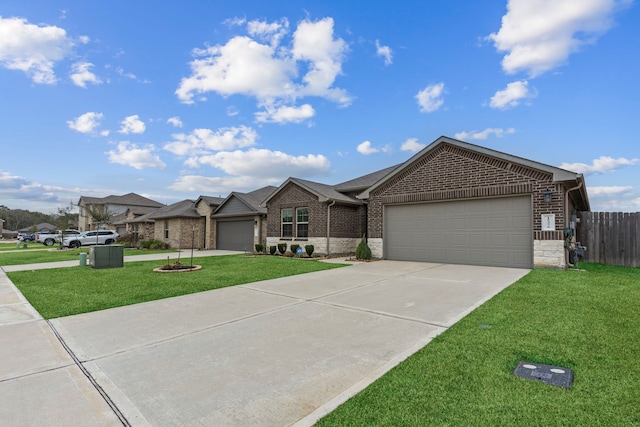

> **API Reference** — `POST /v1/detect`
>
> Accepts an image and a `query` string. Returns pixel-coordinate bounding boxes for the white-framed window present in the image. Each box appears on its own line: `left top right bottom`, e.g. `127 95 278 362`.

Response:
296 207 309 238
164 220 169 239
281 208 293 238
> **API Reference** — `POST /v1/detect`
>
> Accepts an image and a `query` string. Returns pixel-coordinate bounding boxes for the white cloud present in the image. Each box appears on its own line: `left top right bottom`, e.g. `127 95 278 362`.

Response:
357 141 390 155
186 148 331 178
67 112 104 134
487 0 629 77
375 40 392 65
175 17 351 115
119 115 146 134
106 142 166 170
455 127 516 140
164 126 258 156
588 186 633 197
489 80 536 109
400 138 426 153
247 18 289 47
416 83 445 113
167 116 183 128
170 175 281 193
560 156 640 174
0 17 74 84
255 103 315 124
70 61 102 88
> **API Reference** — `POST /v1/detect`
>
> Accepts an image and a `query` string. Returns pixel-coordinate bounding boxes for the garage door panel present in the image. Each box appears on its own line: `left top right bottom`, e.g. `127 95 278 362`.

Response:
216 220 254 251
385 196 533 268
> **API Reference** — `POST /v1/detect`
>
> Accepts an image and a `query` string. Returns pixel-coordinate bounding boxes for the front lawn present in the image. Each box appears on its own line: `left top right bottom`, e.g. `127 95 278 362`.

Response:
0 247 177 265
9 254 346 319
317 263 640 426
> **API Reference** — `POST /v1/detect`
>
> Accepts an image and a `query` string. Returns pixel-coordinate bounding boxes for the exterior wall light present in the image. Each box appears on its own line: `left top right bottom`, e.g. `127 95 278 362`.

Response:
543 189 553 203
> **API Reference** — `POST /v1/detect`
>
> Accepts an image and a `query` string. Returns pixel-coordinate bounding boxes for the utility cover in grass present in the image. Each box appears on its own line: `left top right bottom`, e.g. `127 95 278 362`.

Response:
513 362 574 388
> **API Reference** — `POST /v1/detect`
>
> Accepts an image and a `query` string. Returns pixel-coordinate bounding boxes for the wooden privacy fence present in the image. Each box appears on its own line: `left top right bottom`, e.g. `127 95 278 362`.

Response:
577 212 640 267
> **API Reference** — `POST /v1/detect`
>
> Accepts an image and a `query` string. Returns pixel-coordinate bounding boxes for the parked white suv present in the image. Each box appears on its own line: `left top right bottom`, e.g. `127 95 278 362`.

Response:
63 230 119 248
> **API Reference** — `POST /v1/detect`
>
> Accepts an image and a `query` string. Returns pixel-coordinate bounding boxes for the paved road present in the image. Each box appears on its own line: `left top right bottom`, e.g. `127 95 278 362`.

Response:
0 253 529 426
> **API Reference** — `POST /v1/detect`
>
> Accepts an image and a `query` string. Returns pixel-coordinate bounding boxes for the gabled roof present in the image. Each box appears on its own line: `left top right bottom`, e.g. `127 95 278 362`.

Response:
78 192 164 208
213 186 277 217
127 206 160 216
263 178 362 206
334 163 401 192
358 135 590 210
195 195 226 207
147 199 200 220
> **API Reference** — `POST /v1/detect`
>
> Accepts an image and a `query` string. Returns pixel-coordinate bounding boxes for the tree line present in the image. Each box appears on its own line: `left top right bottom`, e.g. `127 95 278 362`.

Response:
0 203 79 232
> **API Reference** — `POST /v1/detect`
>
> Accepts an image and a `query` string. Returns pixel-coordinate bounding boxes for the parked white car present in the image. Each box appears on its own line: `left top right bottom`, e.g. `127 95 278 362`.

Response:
36 229 81 246
63 230 119 248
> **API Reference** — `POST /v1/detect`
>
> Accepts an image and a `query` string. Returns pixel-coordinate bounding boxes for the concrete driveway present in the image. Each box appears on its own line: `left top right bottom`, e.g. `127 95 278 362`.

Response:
1 259 529 426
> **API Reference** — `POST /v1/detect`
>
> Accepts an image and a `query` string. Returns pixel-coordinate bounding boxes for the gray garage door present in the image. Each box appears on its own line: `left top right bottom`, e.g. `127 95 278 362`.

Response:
216 220 254 251
385 196 533 268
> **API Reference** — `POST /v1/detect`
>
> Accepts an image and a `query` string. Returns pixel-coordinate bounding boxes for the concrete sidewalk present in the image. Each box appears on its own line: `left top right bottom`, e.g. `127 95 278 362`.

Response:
0 256 529 426
1 249 242 272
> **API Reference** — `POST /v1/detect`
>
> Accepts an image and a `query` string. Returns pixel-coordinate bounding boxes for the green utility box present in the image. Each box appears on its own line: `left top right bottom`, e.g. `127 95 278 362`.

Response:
90 245 124 269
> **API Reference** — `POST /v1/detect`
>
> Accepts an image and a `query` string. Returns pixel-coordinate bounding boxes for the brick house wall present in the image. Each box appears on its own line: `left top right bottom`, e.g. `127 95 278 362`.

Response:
367 143 568 267
155 217 204 249
266 183 364 255
195 200 216 249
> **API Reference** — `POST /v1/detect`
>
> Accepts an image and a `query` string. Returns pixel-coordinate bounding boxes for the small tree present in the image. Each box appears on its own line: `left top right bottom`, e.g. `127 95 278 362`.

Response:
355 235 372 260
86 205 115 245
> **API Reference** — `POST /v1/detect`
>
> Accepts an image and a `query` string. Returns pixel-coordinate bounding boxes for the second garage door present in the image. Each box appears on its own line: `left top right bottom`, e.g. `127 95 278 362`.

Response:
216 220 254 251
384 196 533 268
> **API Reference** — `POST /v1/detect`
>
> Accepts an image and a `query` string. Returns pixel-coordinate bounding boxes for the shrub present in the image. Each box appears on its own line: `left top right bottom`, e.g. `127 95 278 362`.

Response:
269 245 277 255
140 239 168 250
255 243 264 253
277 243 287 255
116 233 138 248
305 244 314 257
290 243 300 255
355 235 372 260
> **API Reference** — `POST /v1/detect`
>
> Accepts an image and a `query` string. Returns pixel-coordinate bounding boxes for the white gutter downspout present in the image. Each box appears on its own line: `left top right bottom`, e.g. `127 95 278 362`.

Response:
564 181 584 267
326 200 336 256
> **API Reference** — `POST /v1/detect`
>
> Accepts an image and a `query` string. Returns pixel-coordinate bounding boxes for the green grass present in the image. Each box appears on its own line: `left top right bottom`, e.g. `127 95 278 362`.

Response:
9 254 346 319
0 247 177 265
317 263 640 427
0 242 44 251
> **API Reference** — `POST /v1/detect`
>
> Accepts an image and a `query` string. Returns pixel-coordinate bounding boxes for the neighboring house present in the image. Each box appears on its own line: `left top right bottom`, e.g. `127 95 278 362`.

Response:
118 206 162 242
194 196 226 249
147 200 204 249
18 222 57 233
212 186 276 251
266 136 589 269
263 167 398 256
78 193 164 232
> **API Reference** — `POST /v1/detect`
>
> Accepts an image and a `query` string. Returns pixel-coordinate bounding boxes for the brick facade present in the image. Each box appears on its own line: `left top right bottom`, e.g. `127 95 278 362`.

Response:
368 143 566 240
265 182 364 255
155 217 205 249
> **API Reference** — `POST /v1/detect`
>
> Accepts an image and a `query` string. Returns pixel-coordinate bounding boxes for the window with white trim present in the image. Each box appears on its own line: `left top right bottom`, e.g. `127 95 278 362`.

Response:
296 207 309 238
281 208 293 238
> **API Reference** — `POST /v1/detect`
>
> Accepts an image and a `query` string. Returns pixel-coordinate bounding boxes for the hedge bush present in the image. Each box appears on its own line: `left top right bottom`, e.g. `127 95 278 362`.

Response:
355 235 372 260
305 244 315 256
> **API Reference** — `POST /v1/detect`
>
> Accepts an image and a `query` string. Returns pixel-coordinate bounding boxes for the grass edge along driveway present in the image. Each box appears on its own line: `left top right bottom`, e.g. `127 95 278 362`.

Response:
8 254 346 319
316 263 640 426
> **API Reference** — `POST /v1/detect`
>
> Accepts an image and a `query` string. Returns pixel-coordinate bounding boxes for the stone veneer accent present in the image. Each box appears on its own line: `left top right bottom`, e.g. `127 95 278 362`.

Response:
534 240 566 269
266 237 359 256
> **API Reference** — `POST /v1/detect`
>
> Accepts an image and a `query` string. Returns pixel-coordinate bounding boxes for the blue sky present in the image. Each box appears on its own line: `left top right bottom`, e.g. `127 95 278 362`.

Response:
1 0 638 214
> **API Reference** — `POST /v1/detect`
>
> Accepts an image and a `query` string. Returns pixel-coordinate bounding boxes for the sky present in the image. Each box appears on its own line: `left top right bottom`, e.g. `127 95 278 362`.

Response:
1 0 639 214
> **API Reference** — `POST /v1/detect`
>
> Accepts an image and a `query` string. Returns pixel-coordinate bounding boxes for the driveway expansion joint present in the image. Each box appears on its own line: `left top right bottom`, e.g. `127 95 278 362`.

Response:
46 320 130 427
